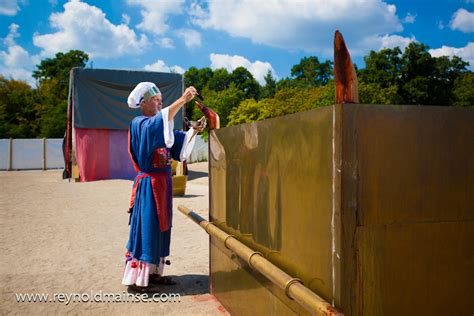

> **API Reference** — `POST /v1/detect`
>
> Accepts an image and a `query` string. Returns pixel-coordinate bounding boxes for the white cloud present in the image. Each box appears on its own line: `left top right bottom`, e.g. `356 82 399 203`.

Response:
380 34 416 50
175 29 201 48
122 13 130 24
0 24 40 84
402 13 416 24
33 0 148 59
429 42 474 69
450 8 474 33
159 37 175 49
0 0 21 16
171 65 185 74
350 34 416 55
438 21 445 30
126 0 185 35
191 0 403 56
49 0 58 6
1 45 36 70
209 53 276 84
144 59 185 74
3 23 20 46
189 2 207 20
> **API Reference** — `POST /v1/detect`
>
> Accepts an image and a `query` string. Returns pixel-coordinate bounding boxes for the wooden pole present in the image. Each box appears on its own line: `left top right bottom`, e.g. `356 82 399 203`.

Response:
178 205 343 316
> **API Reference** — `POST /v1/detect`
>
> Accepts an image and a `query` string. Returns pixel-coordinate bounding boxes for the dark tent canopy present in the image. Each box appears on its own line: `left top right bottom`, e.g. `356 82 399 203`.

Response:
64 68 184 181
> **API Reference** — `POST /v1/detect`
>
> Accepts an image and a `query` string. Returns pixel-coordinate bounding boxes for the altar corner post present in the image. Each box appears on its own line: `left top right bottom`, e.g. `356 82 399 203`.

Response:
334 30 359 104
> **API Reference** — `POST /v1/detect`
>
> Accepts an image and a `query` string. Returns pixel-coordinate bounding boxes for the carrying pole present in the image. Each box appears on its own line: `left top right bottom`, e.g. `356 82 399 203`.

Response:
177 205 343 316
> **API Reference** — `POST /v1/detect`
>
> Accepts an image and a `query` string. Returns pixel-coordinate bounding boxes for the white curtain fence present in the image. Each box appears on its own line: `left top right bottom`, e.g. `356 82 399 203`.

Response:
0 136 208 171
0 138 64 170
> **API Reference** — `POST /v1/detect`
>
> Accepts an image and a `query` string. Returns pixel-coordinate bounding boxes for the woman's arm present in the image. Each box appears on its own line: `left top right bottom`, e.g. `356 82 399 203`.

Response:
167 86 197 122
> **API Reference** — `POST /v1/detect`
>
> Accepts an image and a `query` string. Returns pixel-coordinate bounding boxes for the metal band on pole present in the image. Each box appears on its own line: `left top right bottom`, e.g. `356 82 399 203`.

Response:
177 205 343 316
285 278 304 300
223 234 237 249
247 251 263 270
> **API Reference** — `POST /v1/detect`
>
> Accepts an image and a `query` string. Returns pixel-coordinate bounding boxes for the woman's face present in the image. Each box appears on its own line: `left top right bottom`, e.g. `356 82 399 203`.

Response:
142 95 163 116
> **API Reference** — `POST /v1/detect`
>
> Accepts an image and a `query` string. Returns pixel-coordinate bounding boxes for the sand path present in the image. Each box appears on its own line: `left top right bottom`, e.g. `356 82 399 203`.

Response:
0 163 227 315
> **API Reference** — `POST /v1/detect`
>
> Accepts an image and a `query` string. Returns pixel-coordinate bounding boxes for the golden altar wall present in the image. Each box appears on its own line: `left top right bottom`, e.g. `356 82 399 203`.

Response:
208 104 474 315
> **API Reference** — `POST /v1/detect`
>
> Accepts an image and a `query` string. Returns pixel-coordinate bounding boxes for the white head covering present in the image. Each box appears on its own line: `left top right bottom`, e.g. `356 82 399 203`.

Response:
127 82 161 108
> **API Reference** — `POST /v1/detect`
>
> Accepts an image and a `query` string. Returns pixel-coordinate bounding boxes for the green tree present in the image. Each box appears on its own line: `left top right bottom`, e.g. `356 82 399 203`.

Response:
291 56 333 86
399 42 437 104
275 77 307 91
33 50 89 137
359 47 402 88
33 50 89 99
230 66 260 100
228 84 334 126
453 72 474 107
430 55 470 105
207 68 231 91
184 66 213 92
197 84 245 127
359 82 402 105
360 42 469 105
0 76 40 138
184 67 214 121
36 78 68 137
400 43 468 105
226 98 263 125
261 70 277 99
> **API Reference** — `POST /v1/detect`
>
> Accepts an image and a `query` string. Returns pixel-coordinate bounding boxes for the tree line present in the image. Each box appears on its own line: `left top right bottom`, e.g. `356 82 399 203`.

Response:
0 50 88 138
0 43 472 138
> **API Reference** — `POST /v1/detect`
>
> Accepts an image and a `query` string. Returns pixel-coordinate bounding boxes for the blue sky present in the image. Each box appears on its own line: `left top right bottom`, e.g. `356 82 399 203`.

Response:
1 0 473 85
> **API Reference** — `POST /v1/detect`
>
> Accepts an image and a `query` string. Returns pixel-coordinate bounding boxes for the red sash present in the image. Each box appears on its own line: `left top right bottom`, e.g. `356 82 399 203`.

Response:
128 130 171 232
129 172 170 232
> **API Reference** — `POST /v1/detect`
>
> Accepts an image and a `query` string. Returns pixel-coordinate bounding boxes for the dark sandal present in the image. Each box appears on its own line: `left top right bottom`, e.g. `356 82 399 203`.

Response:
149 274 161 283
128 284 160 293
150 275 177 285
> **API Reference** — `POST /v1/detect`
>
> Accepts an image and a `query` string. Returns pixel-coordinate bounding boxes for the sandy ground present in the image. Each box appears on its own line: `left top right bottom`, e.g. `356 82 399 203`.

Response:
0 162 228 315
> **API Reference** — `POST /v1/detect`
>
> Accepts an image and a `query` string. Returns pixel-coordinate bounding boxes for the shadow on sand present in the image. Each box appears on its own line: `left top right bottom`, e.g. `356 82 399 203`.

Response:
127 274 209 296
187 170 208 181
179 194 204 198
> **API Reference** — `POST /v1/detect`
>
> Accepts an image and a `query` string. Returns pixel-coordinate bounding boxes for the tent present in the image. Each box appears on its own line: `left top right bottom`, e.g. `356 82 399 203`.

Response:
64 68 184 182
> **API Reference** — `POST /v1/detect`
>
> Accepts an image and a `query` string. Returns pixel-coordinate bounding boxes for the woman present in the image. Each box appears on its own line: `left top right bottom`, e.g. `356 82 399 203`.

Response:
122 82 205 292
